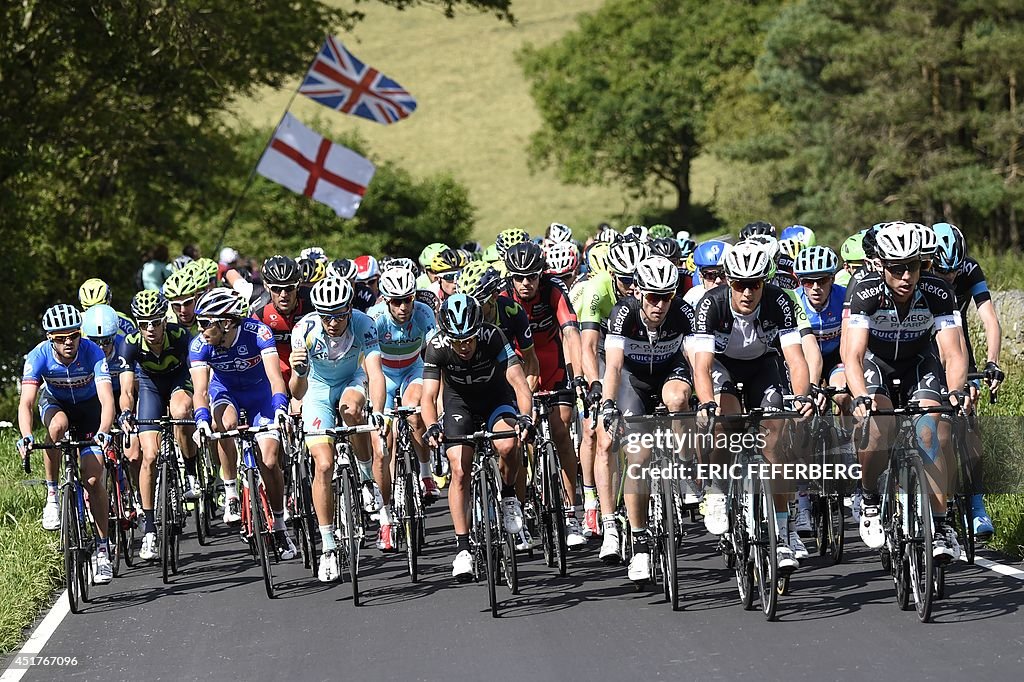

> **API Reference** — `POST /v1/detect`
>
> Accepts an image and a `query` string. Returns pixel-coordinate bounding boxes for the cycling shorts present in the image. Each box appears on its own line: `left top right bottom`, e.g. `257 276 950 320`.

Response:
211 377 279 440
39 391 103 458
137 368 193 433
617 359 692 419
711 356 786 411
302 370 368 445
383 361 423 411
441 388 518 451
862 352 946 405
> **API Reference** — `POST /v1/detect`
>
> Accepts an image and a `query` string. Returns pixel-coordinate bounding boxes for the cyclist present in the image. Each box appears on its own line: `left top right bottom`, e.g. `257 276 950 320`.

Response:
416 242 449 290
189 288 298 560
683 240 730 308
570 238 646 539
194 258 220 291
18 304 116 583
691 241 815 573
836 231 867 287
843 222 967 562
119 291 197 560
546 222 574 244
290 277 393 577
932 222 1001 538
424 248 467 310
501 241 588 548
79 278 137 338
367 266 441 504
544 241 580 290
421 294 535 581
250 255 311 385
597 256 696 581
163 263 204 334
354 255 381 299
794 246 846 389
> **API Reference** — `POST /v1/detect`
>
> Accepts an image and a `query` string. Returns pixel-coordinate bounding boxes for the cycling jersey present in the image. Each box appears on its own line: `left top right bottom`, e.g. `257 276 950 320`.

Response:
292 311 380 387
367 300 436 409
570 271 617 333
501 275 578 391
22 339 111 404
949 257 992 371
353 282 377 313
773 255 799 289
114 310 138 340
105 338 131 397
166 308 200 336
487 295 534 356
845 272 959 363
251 295 313 382
189 319 278 394
795 283 846 356
606 296 695 378
415 288 439 312
124 324 191 378
691 284 804 360
423 324 520 399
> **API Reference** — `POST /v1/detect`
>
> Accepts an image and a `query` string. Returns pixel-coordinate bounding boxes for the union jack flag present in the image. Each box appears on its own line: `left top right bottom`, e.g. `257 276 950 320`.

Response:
299 36 417 125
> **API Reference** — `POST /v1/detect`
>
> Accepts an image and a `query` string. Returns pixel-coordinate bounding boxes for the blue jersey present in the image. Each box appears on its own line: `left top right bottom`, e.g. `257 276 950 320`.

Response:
366 301 436 374
106 337 132 396
292 310 380 387
189 319 277 394
796 283 846 356
22 339 111 404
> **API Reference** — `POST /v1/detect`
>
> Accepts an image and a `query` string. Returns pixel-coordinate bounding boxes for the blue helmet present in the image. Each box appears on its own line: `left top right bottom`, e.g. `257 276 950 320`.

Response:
693 240 729 268
932 222 966 271
439 293 483 340
779 224 816 249
81 304 120 339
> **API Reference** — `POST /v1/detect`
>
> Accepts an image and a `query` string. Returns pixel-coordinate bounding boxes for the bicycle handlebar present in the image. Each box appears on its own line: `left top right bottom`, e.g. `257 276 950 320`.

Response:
23 439 102 475
438 430 519 445
304 424 380 439
206 423 282 441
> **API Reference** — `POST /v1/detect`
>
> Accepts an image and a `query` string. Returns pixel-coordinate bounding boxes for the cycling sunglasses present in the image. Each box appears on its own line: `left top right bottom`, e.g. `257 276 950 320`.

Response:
387 296 414 306
700 268 725 281
49 331 81 344
89 334 117 347
267 284 298 294
196 317 229 329
439 271 461 282
511 273 540 283
799 276 832 287
319 310 352 322
137 318 165 330
729 279 763 292
643 292 674 305
883 261 921 277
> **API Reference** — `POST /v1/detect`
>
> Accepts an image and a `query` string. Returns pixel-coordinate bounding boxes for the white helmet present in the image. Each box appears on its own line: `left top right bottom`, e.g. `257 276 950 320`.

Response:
544 242 580 276
300 246 326 261
42 304 82 333
546 222 573 243
794 246 839 277
195 288 245 319
595 225 619 243
623 224 649 242
382 257 417 272
311 277 354 314
743 234 780 261
911 223 938 258
327 258 359 282
607 240 650 276
379 267 417 299
633 256 679 295
875 222 921 261
724 241 773 279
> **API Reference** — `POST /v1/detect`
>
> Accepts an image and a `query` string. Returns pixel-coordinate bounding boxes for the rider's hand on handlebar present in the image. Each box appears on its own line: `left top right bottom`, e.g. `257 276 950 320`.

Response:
425 423 443 449
984 360 1004 393
16 434 34 458
695 401 717 430
193 420 213 446
792 394 815 418
515 414 536 443
117 409 136 433
949 389 973 415
586 381 603 409
852 395 873 420
600 399 621 433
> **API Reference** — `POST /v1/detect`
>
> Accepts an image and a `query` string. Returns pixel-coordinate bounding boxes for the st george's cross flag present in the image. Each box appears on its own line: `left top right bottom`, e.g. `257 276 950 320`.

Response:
299 35 417 124
256 113 375 218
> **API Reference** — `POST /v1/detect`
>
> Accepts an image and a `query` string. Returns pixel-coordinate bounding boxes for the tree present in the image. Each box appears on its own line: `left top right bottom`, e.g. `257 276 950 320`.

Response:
737 0 1024 242
518 0 780 226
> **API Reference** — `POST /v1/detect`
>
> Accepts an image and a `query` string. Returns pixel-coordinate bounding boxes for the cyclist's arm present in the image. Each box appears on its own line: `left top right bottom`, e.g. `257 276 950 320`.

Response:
783 342 811 396
119 371 136 413
365 352 387 417
289 372 308 400
506 361 533 416
803 334 823 386
841 325 870 399
936 326 967 395
261 350 288 398
693 351 715 405
552 283 583 378
600 344 624 403
96 378 115 434
421 378 441 427
581 328 601 386
17 381 38 439
977 300 1002 364
522 344 540 391
190 365 211 414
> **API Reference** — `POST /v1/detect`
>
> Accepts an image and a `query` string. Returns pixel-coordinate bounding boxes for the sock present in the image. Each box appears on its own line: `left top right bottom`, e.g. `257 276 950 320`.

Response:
357 459 373 483
223 479 238 500
564 504 576 518
272 510 287 532
97 538 109 555
601 513 617 527
501 484 516 499
319 525 337 552
861 489 880 507
184 457 198 477
455 533 472 552
378 505 392 526
632 527 649 552
776 512 790 536
143 509 157 534
797 486 811 512
45 481 58 499
583 485 598 510
419 461 432 479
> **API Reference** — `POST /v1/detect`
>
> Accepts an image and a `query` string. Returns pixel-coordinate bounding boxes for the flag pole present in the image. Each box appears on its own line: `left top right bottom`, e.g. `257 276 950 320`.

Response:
211 37 327 256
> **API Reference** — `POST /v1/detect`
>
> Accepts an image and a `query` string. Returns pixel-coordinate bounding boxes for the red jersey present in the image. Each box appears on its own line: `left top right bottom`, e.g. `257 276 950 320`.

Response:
501 275 578 388
250 293 312 384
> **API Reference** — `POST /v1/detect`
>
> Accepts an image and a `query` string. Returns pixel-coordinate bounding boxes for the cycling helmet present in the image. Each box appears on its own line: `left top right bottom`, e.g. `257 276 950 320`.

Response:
378 267 417 299
262 255 301 285
607 239 650 276
163 267 199 299
841 231 866 263
438 293 483 340
862 225 881 260
650 237 681 263
195 258 219 285
779 225 816 250
298 256 327 284
431 248 467 275
82 304 119 339
461 240 483 256
546 223 573 243
458 261 502 300
913 223 938 259
194 288 245 319
544 242 580 276
170 255 194 273
677 238 697 260
740 220 776 239
383 257 417 273
354 255 380 281
131 290 169 320
692 240 729 268
586 242 612 274
633 256 679 295
481 243 500 263
932 222 965 271
310 277 354 314
504 242 545 276
648 224 674 240
42 304 82 333
78 278 111 309
724 241 773 279
623 224 649 242
777 237 803 260
495 229 530 258
875 222 921 261
418 242 448 270
300 246 327 261
794 246 839 278
594 225 619 243
328 258 359 281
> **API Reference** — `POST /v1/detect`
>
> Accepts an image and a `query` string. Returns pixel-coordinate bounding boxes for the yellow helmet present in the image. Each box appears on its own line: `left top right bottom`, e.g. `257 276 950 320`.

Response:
163 266 203 299
586 242 612 274
430 248 468 275
78 278 111 309
195 258 219 286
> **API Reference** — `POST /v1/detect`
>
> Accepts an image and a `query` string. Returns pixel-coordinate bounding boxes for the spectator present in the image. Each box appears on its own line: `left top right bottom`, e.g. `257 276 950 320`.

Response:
141 244 171 291
183 244 201 260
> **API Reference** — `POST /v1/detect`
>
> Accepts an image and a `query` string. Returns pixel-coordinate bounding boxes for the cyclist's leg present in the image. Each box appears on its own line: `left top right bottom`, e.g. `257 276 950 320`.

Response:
68 399 110 539
302 384 339 554
40 390 67 487
169 372 196 463
904 355 953 520
212 395 240 512
619 369 655 535
489 405 521 492
856 355 896 494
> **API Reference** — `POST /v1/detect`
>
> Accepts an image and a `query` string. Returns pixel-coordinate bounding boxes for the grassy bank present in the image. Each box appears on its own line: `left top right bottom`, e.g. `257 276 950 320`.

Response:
0 430 61 655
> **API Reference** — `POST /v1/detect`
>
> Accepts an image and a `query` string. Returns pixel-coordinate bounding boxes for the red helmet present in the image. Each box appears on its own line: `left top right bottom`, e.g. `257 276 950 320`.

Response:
353 255 380 281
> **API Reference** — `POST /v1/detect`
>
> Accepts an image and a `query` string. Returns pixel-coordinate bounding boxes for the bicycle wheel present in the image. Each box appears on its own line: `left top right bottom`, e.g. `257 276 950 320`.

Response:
883 465 910 611
61 488 82 614
906 455 934 622
196 447 211 547
296 457 318 576
479 465 499 618
169 464 182 576
752 474 779 621
339 470 361 606
249 470 276 599
828 495 845 564
493 462 518 596
120 462 137 568
545 444 568 576
662 479 679 609
535 449 556 568
403 470 419 582
730 486 754 610
955 494 975 564
106 474 122 578
159 460 174 584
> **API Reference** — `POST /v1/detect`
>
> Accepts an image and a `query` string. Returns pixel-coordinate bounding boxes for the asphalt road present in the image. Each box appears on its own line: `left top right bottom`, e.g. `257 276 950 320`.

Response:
8 497 1024 682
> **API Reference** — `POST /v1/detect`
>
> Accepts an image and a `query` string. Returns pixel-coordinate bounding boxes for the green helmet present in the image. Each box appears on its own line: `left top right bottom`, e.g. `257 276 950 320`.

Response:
163 265 202 299
457 260 501 300
648 224 674 240
495 228 530 258
481 243 500 263
131 290 169 320
195 258 219 285
418 242 448 270
841 231 866 263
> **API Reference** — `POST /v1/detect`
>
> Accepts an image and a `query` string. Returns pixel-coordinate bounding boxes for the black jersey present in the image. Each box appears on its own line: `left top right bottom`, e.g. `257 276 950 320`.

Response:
605 296 695 377
422 323 521 396
691 284 803 360
123 323 191 378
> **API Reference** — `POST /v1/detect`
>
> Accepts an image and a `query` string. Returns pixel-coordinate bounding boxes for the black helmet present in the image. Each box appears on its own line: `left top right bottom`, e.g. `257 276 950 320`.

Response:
740 220 777 239
262 255 300 285
650 237 681 263
504 242 545 276
862 224 881 259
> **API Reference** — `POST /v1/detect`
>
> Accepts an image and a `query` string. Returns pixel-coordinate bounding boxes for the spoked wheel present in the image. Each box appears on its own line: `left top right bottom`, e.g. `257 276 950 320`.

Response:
955 494 975 565
661 481 679 609
752 476 780 621
106 477 123 578
477 467 499 618
906 456 934 622
731 491 754 610
339 471 361 606
502 529 519 595
814 496 829 558
402 471 419 582
828 495 845 564
295 460 318 577
159 462 174 584
62 490 83 614
249 471 276 599
544 445 568 576
196 449 211 547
